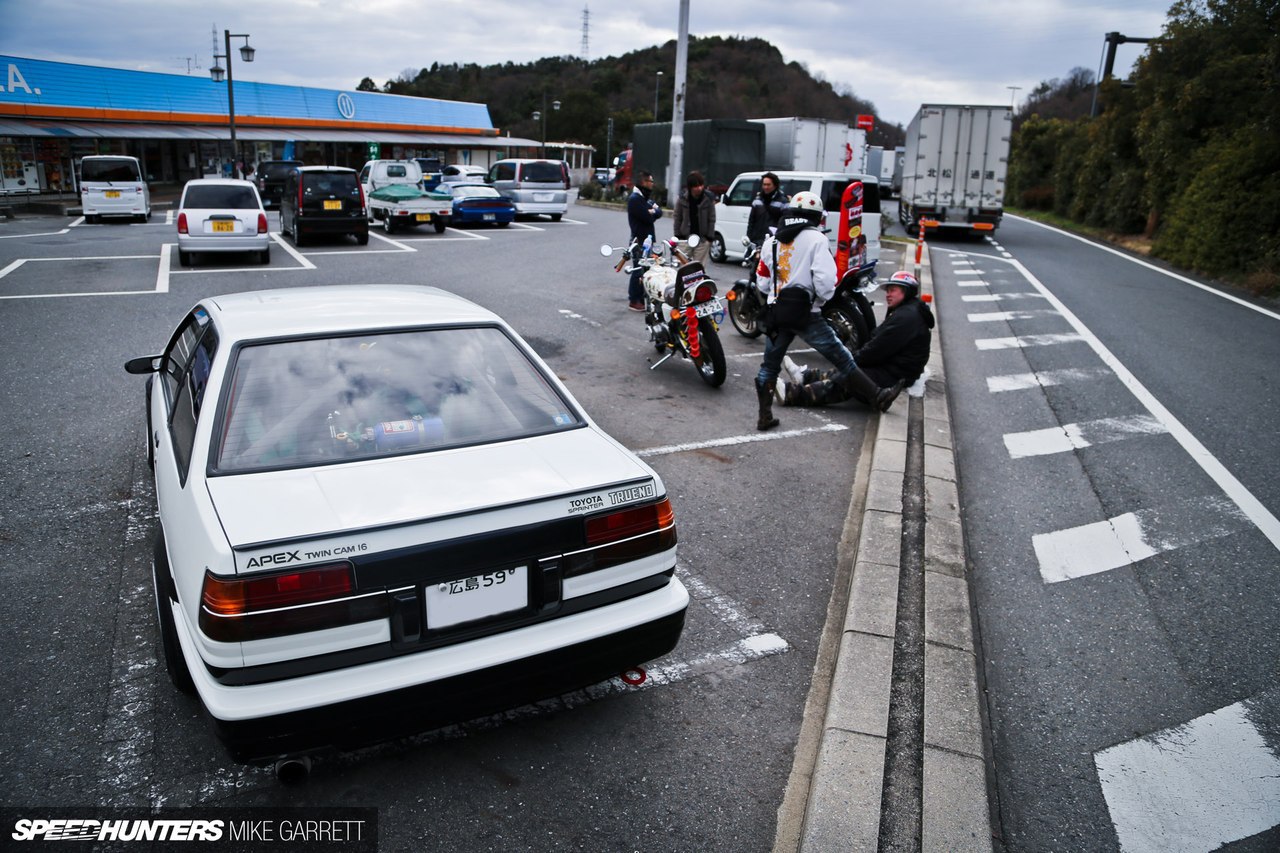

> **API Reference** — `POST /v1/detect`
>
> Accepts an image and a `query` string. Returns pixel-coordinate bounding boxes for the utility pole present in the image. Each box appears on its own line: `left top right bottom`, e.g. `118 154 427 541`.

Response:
666 0 689 201
1091 31 1155 116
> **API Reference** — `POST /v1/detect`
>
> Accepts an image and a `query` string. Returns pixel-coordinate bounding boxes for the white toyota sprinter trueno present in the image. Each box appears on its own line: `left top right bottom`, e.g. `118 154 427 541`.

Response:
125 285 687 763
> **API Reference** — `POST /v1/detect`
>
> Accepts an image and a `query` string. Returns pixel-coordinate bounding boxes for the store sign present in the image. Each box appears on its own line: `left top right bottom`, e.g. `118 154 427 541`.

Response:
1 63 42 95
337 93 356 120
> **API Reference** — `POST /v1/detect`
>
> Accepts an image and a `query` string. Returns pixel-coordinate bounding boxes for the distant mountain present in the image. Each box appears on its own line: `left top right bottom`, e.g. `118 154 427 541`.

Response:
364 36 903 161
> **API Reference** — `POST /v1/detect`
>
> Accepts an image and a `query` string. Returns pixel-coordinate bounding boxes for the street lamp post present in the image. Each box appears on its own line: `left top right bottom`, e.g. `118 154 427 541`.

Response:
654 70 664 120
1006 85 1021 110
532 91 560 157
210 29 255 177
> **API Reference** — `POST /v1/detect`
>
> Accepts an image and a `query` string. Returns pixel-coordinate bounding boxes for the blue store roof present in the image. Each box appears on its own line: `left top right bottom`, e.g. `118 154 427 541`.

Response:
0 55 495 133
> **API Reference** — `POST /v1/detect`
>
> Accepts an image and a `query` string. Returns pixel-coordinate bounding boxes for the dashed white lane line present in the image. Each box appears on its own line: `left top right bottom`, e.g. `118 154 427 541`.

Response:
975 332 1085 350
960 292 1048 302
1095 692 1280 853
1032 496 1249 583
986 367 1115 393
558 308 601 327
954 269 984 275
1003 414 1167 458
636 423 848 458
967 309 1059 322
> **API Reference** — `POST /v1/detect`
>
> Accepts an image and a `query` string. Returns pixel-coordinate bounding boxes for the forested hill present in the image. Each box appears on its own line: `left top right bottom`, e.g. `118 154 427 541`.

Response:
357 36 903 157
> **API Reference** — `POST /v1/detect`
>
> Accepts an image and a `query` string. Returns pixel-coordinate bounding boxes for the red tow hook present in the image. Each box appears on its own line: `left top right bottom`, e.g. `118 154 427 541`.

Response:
621 667 647 686
685 307 700 358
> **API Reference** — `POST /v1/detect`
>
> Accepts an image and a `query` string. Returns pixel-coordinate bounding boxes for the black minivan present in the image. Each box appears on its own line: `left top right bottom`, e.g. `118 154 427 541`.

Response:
254 160 304 208
280 166 369 246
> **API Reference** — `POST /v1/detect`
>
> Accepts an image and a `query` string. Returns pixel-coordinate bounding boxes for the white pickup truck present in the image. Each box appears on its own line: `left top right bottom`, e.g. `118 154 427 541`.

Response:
359 160 452 234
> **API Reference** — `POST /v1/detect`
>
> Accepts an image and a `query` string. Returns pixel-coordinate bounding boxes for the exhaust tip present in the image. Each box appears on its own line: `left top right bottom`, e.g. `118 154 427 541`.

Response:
273 755 312 784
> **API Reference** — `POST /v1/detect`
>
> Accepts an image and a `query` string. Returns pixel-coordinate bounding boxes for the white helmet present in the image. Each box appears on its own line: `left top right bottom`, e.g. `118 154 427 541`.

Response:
782 191 824 227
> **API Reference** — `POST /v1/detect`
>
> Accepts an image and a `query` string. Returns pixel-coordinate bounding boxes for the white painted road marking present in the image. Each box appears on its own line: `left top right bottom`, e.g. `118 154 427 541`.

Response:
636 423 848 458
961 292 1048 302
1095 693 1280 853
967 309 1059 322
954 269 983 275
986 367 1114 393
1032 496 1249 583
1003 414 1167 458
975 332 1085 350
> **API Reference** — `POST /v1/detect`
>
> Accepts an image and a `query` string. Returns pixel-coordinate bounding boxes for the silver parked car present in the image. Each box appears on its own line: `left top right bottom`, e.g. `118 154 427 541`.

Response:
176 179 271 267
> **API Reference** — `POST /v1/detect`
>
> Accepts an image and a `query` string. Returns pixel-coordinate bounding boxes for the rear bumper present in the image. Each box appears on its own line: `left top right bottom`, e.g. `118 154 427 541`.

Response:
296 216 369 236
178 233 271 253
178 577 688 762
512 201 568 216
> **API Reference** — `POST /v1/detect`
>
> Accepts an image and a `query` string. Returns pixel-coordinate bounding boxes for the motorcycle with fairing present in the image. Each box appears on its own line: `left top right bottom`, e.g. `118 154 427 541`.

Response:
600 235 728 387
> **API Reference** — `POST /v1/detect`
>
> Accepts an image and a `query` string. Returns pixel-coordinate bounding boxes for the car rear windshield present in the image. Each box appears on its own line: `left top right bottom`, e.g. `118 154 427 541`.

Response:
182 185 260 209
302 172 360 196
81 158 142 182
454 186 501 199
262 162 302 179
215 326 581 473
518 162 563 183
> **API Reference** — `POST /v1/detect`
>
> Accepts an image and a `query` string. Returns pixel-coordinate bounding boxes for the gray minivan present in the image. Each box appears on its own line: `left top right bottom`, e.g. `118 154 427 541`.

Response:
487 159 569 221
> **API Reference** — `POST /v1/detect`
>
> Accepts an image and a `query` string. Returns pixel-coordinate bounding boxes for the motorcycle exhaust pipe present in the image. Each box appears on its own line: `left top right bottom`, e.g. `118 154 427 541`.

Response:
273 755 312 784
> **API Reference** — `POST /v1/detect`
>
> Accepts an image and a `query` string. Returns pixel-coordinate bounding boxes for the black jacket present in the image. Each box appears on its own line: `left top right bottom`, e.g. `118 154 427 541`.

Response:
746 189 788 244
628 186 662 242
853 296 935 383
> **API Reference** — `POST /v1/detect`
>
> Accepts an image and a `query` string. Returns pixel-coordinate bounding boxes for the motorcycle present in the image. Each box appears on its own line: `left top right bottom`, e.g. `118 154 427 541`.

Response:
726 233 881 352
600 234 728 387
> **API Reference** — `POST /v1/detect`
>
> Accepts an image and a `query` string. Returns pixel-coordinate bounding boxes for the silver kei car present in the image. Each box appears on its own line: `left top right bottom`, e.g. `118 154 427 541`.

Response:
176 178 271 267
124 285 687 766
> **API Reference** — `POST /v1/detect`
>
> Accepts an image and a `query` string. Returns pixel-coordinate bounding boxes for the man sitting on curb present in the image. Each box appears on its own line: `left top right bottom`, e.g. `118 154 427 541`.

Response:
776 270 934 411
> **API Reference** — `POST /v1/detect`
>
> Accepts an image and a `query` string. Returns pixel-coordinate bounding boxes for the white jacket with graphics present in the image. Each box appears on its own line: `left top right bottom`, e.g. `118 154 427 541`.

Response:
755 225 836 313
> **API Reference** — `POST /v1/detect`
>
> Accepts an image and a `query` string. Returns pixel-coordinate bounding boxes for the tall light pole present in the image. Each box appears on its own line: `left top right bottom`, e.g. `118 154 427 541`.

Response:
1007 85 1021 110
653 70 664 120
210 29 255 177
532 91 560 157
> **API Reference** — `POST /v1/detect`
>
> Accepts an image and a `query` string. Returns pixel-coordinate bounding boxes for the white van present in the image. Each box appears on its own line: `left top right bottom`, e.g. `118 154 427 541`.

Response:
710 170 881 265
79 155 151 223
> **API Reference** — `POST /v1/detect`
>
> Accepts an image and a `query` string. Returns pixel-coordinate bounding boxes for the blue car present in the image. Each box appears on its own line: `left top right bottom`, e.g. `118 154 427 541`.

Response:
436 182 516 227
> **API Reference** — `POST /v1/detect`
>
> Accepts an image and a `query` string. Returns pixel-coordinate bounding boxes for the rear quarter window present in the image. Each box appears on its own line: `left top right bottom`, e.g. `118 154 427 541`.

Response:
491 163 517 182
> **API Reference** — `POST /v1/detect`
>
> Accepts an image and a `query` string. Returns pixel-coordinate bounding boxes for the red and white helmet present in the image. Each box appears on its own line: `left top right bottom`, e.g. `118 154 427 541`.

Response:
885 270 920 298
783 190 824 227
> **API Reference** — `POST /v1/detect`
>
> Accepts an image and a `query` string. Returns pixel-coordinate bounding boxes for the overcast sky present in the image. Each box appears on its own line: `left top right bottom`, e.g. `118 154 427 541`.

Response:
4 0 1174 129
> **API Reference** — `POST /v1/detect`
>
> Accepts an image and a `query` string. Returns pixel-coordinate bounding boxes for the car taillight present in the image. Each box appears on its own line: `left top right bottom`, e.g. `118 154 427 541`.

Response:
357 182 366 214
177 212 188 234
198 562 389 642
565 498 677 578
257 212 268 234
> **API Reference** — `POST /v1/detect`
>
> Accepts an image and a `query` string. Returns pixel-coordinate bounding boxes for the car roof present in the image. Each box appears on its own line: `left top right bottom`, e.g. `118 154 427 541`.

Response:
182 178 256 188
201 285 501 342
297 165 356 173
731 170 878 182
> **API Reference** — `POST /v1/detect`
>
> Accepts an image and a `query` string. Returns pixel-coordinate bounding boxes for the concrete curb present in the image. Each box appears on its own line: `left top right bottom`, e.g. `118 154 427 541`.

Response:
797 252 993 851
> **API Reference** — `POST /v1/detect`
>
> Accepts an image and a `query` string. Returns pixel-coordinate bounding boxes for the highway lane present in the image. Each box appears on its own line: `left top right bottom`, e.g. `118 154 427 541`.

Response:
931 216 1280 852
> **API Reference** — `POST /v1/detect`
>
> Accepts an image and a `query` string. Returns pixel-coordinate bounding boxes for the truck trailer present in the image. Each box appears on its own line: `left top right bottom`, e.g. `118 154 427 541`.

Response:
899 104 1010 235
752 117 867 175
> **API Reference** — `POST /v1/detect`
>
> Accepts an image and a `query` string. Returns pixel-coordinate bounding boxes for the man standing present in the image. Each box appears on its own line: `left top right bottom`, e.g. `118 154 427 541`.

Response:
753 192 897 431
776 270 932 410
746 172 788 246
626 171 663 311
673 170 716 264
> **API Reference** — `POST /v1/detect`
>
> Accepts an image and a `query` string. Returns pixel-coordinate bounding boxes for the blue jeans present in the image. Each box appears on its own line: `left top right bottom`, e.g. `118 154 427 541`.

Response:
756 313 857 387
628 246 646 302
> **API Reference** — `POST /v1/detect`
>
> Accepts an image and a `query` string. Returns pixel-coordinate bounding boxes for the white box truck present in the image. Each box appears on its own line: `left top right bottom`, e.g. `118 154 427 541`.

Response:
898 104 1010 235
752 117 867 175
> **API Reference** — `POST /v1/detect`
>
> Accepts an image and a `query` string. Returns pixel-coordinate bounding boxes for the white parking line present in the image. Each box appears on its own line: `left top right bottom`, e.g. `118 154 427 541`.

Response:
1003 414 1167 458
0 225 72 238
0 258 25 279
636 423 848 458
508 221 545 232
1095 693 1280 853
986 367 1113 393
975 333 1085 350
1032 496 1249 583
156 243 171 293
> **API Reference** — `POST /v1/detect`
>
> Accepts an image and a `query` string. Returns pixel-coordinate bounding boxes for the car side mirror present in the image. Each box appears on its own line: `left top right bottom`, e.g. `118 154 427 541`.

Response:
124 354 162 375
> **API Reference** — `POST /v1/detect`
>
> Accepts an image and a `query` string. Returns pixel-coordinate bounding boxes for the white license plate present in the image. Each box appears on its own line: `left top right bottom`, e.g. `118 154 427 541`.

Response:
533 192 553 202
695 298 724 318
483 213 495 221
425 566 527 629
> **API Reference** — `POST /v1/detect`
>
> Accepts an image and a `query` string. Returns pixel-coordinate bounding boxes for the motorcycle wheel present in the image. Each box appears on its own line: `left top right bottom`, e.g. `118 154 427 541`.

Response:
824 301 870 352
728 284 764 338
690 323 727 388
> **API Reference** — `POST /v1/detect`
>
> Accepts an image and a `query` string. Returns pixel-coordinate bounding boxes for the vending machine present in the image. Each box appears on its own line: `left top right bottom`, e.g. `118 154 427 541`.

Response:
0 139 40 195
